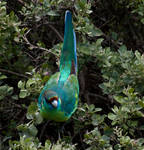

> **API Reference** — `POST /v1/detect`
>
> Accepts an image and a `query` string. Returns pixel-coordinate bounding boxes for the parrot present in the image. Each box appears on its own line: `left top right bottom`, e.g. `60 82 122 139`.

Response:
38 10 79 122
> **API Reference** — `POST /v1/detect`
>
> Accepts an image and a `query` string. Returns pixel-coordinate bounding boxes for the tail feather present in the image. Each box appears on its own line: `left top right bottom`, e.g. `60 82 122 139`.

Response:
58 10 77 87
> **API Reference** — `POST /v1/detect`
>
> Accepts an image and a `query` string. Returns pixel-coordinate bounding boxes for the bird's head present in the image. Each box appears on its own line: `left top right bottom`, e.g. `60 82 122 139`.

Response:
43 90 61 110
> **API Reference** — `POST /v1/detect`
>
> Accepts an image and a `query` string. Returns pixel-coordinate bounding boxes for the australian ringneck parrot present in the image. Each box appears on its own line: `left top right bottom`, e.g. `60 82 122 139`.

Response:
38 10 79 122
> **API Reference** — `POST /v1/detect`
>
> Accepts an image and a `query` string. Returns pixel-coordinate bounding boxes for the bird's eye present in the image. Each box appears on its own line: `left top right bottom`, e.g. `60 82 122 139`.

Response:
51 100 58 108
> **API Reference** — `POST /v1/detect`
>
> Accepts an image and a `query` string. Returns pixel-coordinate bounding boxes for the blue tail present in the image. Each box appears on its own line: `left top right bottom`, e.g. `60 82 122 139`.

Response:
58 10 77 87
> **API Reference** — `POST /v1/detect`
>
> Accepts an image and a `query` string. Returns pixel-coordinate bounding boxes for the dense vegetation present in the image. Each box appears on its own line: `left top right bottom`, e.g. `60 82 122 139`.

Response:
0 0 144 149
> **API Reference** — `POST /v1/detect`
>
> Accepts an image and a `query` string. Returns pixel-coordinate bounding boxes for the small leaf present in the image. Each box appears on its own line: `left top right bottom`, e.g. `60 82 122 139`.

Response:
45 140 51 149
19 89 28 98
108 113 116 120
12 95 18 100
91 28 103 37
35 112 43 124
102 135 110 141
92 119 98 126
141 18 144 24
47 10 59 16
114 96 124 104
26 102 38 120
96 38 104 47
7 87 13 95
0 75 7 80
135 50 141 60
27 102 37 114
111 32 118 41
18 80 25 89
26 79 35 88
128 88 134 94
0 85 7 92
28 124 38 137
121 106 130 112
89 104 95 112
14 36 19 42
95 108 102 112
139 100 144 108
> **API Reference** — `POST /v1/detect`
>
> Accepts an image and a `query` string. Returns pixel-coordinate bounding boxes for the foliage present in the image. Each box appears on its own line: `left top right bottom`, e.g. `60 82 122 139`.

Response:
0 0 144 150
80 41 144 95
18 71 43 98
0 1 30 73
131 0 144 24
9 137 76 150
0 73 13 100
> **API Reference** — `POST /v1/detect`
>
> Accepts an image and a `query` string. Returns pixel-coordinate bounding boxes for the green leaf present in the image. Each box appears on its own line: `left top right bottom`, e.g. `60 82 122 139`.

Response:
17 123 38 137
135 50 141 60
26 102 43 124
18 80 25 89
102 135 110 141
96 38 104 47
0 85 7 92
89 104 95 112
92 28 103 37
45 140 51 149
0 74 7 80
139 100 144 108
141 18 144 24
26 79 35 88
87 26 103 37
95 108 102 112
108 113 117 120
14 36 19 42
27 102 36 116
28 124 38 137
12 95 18 100
92 118 98 126
47 10 59 16
35 112 43 124
7 87 13 95
121 106 130 112
128 88 134 94
111 32 118 40
91 114 105 126
39 0 44 3
19 89 28 98
114 96 124 104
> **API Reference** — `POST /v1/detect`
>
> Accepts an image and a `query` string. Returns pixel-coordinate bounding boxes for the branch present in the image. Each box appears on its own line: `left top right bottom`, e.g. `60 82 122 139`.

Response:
0 68 29 79
48 24 64 42
23 29 59 57
39 121 50 140
17 0 26 5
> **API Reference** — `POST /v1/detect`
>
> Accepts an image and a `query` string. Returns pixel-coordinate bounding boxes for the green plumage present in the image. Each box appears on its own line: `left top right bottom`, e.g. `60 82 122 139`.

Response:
38 10 79 122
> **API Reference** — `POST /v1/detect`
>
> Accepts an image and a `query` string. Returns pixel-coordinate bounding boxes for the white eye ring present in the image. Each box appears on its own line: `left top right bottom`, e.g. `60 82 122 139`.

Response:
51 100 58 108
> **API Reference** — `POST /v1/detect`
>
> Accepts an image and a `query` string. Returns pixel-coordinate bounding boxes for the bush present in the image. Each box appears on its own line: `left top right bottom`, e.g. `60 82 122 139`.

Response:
0 0 144 150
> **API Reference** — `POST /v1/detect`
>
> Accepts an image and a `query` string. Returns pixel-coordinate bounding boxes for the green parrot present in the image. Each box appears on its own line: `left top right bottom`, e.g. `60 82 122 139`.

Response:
38 10 79 122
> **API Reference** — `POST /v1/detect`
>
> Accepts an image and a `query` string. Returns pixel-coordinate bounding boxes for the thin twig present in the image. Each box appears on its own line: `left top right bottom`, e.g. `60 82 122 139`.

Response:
8 101 25 109
39 121 50 140
24 51 35 60
103 33 120 49
88 92 108 102
99 16 115 29
48 24 64 42
0 68 29 79
17 0 26 5
23 29 59 57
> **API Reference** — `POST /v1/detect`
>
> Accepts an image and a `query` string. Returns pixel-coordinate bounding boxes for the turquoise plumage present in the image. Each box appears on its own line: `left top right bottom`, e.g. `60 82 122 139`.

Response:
38 10 79 122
